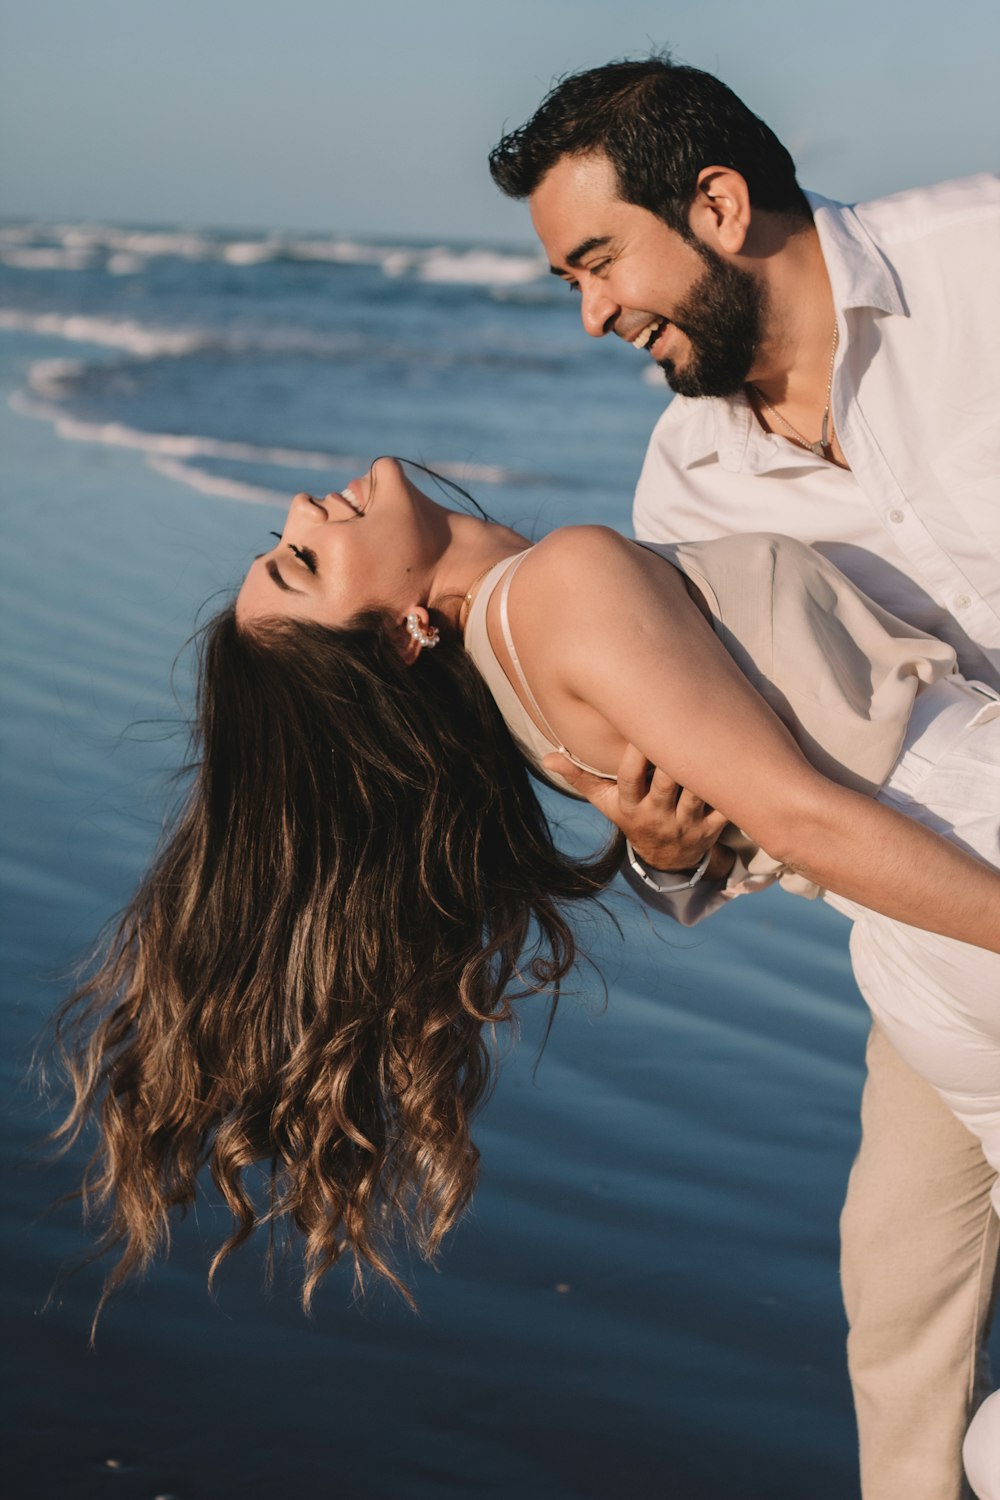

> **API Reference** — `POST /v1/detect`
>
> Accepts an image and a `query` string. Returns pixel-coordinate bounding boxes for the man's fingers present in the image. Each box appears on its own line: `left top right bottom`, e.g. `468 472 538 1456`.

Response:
616 743 678 809
542 754 621 813
542 751 731 844
671 788 729 831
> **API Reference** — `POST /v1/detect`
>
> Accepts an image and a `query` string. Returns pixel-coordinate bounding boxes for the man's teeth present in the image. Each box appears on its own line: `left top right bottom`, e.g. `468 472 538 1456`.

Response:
634 319 667 350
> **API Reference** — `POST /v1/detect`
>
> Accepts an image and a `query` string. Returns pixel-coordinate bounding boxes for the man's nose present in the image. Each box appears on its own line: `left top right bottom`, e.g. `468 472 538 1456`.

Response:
580 281 620 339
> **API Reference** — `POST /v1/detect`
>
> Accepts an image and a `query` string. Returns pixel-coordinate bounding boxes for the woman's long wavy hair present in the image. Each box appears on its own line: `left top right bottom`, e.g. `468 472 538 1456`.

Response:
53 600 623 1322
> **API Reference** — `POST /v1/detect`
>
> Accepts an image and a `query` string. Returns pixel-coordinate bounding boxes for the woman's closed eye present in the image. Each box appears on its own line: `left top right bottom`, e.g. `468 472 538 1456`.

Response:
269 532 318 575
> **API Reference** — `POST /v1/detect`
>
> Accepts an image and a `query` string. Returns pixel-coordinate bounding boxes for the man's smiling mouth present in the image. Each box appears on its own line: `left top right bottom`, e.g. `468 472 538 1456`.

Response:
629 317 670 351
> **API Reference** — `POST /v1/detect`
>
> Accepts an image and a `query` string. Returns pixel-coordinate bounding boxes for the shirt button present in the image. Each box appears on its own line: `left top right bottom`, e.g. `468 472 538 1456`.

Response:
888 508 905 524
955 594 972 610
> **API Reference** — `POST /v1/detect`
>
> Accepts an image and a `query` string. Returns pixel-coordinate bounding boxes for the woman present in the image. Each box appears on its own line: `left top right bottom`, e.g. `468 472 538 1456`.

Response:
57 457 1000 1329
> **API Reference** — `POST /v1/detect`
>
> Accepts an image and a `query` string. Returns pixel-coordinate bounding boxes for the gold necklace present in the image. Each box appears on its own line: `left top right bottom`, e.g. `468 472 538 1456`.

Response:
751 322 839 458
458 560 500 634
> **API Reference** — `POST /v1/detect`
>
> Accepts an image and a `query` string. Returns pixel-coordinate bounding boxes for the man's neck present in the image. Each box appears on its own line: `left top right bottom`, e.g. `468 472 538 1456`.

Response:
746 219 835 408
738 216 846 464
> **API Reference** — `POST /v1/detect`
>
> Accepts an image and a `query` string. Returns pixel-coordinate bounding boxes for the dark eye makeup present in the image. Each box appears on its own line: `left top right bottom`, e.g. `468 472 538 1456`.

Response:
269 532 318 575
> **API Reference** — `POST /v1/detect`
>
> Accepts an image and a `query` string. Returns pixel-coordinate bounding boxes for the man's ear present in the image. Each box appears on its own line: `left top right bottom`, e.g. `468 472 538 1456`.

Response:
396 604 440 665
688 166 752 256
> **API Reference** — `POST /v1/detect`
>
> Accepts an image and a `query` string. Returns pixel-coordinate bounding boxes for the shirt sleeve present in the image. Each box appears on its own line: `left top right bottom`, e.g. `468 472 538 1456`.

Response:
618 851 767 925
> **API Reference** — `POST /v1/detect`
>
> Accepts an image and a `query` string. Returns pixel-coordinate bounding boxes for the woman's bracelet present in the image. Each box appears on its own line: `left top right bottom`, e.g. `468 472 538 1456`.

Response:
625 842 713 894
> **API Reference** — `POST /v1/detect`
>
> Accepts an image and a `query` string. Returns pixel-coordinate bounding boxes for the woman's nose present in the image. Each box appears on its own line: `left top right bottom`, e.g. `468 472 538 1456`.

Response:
287 491 328 525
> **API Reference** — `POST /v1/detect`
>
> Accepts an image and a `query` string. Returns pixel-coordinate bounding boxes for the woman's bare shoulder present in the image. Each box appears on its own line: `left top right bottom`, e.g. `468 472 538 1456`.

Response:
531 523 635 565
522 525 666 594
522 525 689 610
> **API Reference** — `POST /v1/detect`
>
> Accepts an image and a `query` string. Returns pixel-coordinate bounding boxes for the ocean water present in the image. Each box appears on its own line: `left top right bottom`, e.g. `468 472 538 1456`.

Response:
1 219 880 1497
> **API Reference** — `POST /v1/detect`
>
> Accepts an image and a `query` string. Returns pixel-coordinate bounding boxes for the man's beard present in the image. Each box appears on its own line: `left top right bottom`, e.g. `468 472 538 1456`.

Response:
658 244 765 399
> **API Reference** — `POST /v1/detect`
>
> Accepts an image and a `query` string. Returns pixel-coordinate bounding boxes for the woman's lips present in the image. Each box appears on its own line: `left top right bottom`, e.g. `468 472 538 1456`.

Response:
325 483 364 516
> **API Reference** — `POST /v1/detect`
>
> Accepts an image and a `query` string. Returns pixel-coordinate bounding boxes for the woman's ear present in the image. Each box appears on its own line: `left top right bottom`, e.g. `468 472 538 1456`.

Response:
397 605 441 665
688 166 752 256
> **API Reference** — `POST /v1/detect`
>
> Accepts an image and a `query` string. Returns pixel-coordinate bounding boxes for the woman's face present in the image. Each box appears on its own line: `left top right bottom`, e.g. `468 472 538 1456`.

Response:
237 458 447 629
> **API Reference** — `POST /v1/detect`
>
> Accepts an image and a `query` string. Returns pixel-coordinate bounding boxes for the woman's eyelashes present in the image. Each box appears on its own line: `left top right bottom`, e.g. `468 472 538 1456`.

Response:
269 532 318 575
288 543 318 574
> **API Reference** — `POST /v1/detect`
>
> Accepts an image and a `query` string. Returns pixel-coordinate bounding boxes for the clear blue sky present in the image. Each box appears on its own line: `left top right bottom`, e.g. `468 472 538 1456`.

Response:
3 0 998 243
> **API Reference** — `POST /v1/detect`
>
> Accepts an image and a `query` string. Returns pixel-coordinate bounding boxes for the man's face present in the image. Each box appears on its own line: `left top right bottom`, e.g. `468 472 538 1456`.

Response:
530 151 764 398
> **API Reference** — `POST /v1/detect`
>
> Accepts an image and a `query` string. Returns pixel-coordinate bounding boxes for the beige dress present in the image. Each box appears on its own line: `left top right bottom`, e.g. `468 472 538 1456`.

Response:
463 531 957 898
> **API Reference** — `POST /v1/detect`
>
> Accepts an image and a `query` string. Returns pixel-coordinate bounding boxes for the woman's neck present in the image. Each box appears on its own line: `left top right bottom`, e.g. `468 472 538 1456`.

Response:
431 513 530 634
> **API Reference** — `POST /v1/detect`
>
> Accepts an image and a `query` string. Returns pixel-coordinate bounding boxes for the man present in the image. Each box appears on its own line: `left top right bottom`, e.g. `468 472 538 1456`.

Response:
489 55 1000 1500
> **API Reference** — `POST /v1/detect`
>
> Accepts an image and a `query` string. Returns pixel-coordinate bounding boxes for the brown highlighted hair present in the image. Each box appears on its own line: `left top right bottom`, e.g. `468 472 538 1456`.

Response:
53 604 621 1321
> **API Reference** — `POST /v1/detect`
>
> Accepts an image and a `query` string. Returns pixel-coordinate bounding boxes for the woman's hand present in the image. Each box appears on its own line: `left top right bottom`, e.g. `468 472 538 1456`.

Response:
542 742 733 878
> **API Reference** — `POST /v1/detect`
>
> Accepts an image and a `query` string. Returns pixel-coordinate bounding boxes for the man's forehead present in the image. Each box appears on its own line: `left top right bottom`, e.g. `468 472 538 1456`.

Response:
531 150 621 215
529 152 624 262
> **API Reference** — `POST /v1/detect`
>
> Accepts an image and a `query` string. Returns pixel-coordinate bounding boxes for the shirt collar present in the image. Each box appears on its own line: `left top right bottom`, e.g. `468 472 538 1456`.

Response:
695 392 833 475
806 190 906 317
677 191 906 473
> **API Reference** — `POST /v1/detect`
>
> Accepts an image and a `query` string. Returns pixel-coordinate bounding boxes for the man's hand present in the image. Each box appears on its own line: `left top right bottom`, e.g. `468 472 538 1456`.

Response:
542 742 732 877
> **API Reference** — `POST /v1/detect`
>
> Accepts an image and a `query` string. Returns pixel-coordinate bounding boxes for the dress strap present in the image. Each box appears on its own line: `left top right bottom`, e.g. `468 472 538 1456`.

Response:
495 550 614 780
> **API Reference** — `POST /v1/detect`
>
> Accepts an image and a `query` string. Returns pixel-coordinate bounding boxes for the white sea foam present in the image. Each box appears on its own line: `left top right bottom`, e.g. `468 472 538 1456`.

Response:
418 249 546 286
381 250 417 279
1 247 95 271
148 456 289 505
0 307 362 361
9 393 359 468
107 253 146 276
222 239 285 266
286 238 399 265
0 224 41 245
75 226 219 260
0 309 212 357
1 221 548 287
28 358 89 398
10 389 520 495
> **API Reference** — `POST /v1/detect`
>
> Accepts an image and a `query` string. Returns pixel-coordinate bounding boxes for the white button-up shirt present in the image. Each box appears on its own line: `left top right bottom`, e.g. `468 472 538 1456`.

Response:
633 174 1000 690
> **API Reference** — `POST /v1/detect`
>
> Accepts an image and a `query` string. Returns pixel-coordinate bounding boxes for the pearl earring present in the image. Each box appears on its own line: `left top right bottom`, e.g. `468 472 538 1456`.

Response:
405 613 440 650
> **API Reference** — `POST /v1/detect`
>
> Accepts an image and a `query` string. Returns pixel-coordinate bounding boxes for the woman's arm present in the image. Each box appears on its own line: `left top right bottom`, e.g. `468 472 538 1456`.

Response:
499 527 1000 953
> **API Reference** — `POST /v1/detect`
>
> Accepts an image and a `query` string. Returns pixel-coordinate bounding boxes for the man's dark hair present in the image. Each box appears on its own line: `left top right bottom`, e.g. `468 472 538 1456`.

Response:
489 53 810 236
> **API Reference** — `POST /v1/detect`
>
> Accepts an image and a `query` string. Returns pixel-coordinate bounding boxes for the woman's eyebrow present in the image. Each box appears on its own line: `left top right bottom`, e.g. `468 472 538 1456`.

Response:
266 558 303 594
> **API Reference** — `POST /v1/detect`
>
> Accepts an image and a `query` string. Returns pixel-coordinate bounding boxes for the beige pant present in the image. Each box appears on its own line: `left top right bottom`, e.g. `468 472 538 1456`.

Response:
841 1022 1000 1500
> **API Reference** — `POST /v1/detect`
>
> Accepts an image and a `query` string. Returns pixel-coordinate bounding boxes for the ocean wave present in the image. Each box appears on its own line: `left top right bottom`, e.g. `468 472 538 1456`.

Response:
0 306 574 379
221 239 287 266
0 309 213 358
0 307 363 361
148 456 289 505
1 247 96 272
0 221 547 287
10 392 362 468
107 253 147 276
285 238 407 266
10 390 524 495
27 358 90 399
0 224 43 246
418 248 546 286
61 225 221 260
